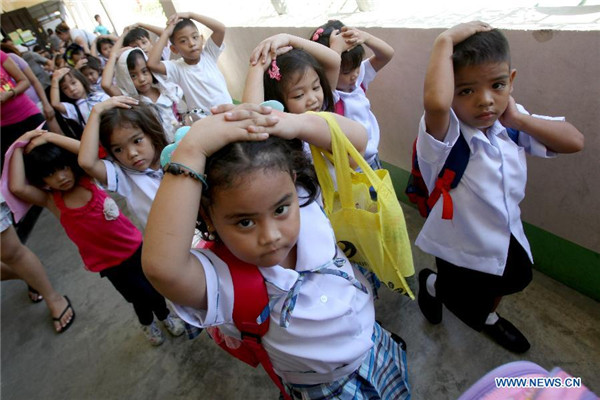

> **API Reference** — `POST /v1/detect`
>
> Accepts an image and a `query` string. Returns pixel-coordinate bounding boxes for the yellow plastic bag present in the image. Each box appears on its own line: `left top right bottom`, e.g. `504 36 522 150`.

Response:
310 112 415 298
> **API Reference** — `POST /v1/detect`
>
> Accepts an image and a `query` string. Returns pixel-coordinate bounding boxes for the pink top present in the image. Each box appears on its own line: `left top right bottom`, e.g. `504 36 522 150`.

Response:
53 177 142 272
0 51 40 126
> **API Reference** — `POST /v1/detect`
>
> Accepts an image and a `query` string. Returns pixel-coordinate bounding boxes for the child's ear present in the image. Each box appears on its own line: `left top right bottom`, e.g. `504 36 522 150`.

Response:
169 43 179 55
509 68 517 93
198 203 213 228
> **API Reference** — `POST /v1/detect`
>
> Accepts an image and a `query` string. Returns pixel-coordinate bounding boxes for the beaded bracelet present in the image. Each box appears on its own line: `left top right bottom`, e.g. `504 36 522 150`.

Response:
163 162 208 189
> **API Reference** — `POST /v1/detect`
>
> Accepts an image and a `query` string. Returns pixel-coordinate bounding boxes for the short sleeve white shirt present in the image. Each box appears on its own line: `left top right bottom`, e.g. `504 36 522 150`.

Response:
174 195 375 385
415 105 559 275
162 38 232 112
102 160 163 226
333 60 380 165
61 92 110 123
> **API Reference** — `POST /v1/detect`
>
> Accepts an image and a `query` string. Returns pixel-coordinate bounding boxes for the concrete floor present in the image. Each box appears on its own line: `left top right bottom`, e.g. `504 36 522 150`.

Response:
1 203 599 399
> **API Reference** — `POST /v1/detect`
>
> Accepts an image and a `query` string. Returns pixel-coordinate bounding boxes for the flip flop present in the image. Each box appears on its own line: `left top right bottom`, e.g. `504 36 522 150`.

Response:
27 285 43 303
53 295 75 334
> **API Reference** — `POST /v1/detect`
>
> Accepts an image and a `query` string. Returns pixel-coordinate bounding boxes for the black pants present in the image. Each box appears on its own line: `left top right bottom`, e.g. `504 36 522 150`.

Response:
435 235 533 331
100 245 170 325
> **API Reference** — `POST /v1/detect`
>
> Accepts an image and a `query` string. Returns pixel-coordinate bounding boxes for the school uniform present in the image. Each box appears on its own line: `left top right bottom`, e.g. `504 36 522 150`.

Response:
333 59 381 169
102 160 163 226
174 190 409 397
415 105 561 329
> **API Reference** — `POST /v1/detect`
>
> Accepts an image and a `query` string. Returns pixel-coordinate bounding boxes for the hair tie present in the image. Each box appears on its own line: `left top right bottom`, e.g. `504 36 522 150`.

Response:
268 59 281 81
312 28 324 41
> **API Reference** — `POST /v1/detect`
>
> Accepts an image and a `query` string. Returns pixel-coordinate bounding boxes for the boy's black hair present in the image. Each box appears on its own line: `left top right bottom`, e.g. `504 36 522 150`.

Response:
263 48 334 112
452 29 511 70
23 143 85 187
170 18 198 43
198 137 319 239
126 49 158 84
311 19 365 72
123 27 150 47
96 37 114 54
59 68 92 98
81 55 102 74
98 103 168 164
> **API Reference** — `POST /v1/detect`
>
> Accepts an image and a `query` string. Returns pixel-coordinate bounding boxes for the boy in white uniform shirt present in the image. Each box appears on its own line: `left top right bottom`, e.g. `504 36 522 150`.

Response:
416 22 583 353
147 12 232 117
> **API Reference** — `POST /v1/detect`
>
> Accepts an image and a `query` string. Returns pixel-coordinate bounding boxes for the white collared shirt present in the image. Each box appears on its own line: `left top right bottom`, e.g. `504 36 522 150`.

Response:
174 194 375 385
333 59 380 165
415 105 559 275
102 160 163 226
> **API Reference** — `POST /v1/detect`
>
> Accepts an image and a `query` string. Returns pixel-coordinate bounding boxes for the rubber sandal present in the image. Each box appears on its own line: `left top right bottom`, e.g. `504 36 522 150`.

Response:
53 295 75 334
28 285 43 303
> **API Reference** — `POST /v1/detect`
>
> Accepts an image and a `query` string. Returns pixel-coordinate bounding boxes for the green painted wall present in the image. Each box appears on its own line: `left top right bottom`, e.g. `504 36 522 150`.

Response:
383 161 600 302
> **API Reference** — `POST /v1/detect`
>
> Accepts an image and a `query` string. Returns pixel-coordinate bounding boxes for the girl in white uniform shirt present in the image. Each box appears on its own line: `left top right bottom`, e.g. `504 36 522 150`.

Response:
142 105 410 399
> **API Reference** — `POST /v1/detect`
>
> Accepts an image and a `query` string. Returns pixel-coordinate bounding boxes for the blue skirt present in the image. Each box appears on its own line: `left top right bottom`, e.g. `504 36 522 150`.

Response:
284 322 410 399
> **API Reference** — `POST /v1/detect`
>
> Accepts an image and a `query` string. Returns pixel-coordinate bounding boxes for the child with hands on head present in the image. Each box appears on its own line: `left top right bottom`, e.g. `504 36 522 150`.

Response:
78 96 169 226
101 28 184 142
142 105 410 399
243 33 339 113
416 21 583 353
146 12 232 116
311 20 394 169
50 67 109 130
8 129 185 346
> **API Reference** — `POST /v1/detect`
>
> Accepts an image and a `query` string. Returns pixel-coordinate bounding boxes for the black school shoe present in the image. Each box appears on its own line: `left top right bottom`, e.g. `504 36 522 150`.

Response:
482 316 530 353
418 268 442 324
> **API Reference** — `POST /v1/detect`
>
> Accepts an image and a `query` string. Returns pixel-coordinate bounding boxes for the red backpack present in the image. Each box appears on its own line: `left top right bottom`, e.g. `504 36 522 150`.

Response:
207 243 292 400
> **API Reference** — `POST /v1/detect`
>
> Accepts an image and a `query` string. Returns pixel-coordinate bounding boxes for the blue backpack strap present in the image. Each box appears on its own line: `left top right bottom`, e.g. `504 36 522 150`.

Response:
506 127 519 144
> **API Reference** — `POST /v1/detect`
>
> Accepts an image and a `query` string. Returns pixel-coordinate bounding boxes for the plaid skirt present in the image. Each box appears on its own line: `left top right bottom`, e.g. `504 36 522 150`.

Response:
284 322 410 400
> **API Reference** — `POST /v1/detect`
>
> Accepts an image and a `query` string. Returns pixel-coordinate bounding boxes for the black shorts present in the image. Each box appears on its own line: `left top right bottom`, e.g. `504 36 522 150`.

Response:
435 235 533 331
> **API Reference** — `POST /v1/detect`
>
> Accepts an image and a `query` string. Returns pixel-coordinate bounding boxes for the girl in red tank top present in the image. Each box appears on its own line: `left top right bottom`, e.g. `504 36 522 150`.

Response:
8 130 185 346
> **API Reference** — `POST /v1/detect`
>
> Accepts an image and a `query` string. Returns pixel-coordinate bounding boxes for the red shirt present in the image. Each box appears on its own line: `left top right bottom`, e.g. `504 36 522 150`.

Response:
0 51 40 126
53 177 142 272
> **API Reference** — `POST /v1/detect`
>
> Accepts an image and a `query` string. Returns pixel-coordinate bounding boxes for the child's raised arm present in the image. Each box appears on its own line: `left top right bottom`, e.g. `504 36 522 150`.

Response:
340 27 394 72
142 106 272 308
169 12 226 47
500 96 584 153
49 68 70 114
8 130 80 208
424 21 491 141
101 33 128 96
146 21 172 76
250 33 341 91
78 96 140 185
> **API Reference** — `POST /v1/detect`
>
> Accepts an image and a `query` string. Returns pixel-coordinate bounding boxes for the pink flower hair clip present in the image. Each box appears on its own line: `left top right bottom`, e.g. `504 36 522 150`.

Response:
312 28 324 41
268 59 281 81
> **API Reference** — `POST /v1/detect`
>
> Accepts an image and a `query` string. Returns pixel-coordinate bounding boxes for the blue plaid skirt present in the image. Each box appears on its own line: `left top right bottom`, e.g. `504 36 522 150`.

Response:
284 322 410 400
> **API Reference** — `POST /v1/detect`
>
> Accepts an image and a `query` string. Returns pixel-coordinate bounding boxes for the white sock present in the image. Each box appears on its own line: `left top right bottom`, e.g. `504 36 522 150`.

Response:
426 273 437 297
485 312 499 325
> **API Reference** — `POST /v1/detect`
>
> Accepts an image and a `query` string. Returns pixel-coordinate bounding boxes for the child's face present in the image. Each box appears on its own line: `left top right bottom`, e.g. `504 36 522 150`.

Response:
170 26 203 63
337 66 360 93
71 52 84 63
131 37 152 54
60 74 86 99
129 57 153 95
206 169 300 269
283 68 324 114
43 166 76 191
109 124 157 171
82 68 99 85
99 42 113 58
452 61 516 133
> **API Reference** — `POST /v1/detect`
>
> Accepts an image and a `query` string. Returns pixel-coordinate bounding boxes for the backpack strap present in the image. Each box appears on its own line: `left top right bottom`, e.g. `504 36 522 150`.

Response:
210 244 292 400
427 132 470 220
